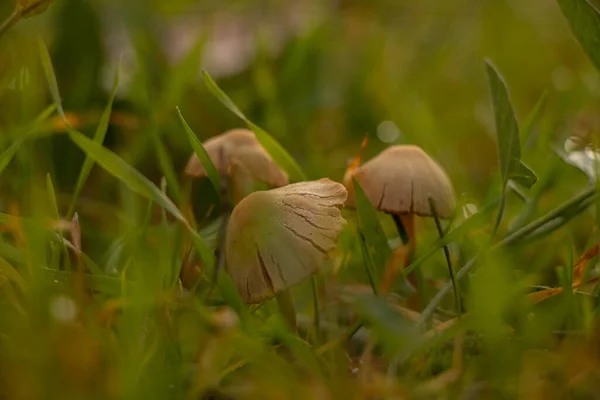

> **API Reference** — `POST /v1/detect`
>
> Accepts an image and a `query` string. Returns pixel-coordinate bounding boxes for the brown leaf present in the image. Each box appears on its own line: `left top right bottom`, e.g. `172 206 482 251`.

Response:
527 277 600 305
424 316 460 339
572 244 599 285
527 287 565 304
527 244 599 305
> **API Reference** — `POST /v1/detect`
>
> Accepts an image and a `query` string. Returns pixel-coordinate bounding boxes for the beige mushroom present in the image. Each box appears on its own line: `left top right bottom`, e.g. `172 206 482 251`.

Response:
225 178 348 330
184 128 289 203
343 145 456 305
181 129 289 289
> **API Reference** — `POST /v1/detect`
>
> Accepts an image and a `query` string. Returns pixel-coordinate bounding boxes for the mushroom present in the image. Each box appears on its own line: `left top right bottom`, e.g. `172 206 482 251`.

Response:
343 145 456 305
181 129 289 289
184 128 289 203
225 178 348 330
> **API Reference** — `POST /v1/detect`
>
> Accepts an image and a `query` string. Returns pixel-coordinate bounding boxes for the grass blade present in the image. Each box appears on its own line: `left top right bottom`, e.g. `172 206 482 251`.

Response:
556 0 600 73
45 173 60 219
41 268 126 297
46 173 72 271
66 128 215 269
37 37 65 120
36 36 215 270
68 63 121 218
0 256 27 290
485 60 537 189
418 186 597 328
429 197 461 316
352 178 391 293
201 69 306 182
177 106 221 195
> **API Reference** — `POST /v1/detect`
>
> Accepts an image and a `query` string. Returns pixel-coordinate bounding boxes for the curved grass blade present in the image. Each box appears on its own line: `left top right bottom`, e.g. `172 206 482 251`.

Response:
68 63 121 218
66 128 215 269
177 106 221 195
429 198 461 316
556 0 600 73
201 69 306 182
0 256 27 291
37 37 65 120
36 39 215 270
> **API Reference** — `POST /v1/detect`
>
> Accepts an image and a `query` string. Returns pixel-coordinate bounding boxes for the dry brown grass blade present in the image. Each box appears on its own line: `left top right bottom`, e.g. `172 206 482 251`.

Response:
526 244 599 305
572 243 598 285
50 111 140 132
380 246 408 294
527 277 600 305
424 315 460 339
345 136 368 176
528 287 565 304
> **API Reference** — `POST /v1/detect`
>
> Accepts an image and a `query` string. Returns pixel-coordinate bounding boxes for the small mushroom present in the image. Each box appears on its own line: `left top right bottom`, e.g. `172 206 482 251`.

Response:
225 178 348 330
184 128 289 203
343 145 456 304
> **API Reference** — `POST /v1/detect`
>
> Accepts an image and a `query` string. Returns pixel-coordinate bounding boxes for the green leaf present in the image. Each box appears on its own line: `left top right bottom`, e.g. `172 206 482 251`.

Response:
37 37 65 120
68 63 121 218
556 0 600 73
201 69 306 182
177 106 222 195
352 178 392 290
485 61 537 189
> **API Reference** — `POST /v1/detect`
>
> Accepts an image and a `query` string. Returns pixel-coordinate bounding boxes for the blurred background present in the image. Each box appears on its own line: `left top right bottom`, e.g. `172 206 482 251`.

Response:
1 0 600 259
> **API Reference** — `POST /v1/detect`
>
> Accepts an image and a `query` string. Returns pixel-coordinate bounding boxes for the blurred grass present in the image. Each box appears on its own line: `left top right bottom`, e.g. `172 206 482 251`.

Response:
2 0 600 398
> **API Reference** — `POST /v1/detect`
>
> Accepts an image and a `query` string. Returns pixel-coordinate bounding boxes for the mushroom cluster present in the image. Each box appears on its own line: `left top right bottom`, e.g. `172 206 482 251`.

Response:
184 127 455 324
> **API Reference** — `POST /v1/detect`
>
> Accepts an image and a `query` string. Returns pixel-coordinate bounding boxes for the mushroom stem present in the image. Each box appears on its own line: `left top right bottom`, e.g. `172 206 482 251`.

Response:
393 214 420 310
231 170 255 205
275 289 298 333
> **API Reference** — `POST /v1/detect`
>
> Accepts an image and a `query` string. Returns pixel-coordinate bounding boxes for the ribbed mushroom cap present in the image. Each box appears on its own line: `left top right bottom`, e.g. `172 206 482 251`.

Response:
344 145 456 218
225 178 348 304
184 128 289 187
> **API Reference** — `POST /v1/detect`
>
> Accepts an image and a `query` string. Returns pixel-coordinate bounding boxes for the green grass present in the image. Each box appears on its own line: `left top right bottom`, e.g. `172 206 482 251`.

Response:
3 0 600 398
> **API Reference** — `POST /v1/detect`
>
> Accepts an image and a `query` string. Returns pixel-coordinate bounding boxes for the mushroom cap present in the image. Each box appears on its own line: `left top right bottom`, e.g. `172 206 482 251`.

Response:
184 128 289 187
225 178 348 304
344 145 456 218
